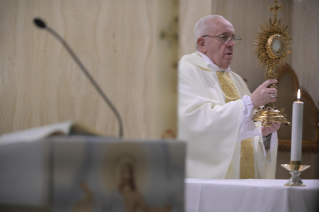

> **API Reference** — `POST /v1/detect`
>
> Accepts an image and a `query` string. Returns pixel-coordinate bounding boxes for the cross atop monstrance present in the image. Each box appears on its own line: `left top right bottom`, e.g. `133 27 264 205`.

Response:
269 0 282 20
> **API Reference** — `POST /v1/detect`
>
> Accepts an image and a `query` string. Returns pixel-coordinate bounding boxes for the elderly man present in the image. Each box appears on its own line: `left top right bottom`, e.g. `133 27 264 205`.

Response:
178 15 281 179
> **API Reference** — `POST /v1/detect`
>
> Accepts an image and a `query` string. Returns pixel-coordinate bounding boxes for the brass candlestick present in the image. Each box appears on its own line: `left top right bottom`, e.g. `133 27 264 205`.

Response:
252 0 291 127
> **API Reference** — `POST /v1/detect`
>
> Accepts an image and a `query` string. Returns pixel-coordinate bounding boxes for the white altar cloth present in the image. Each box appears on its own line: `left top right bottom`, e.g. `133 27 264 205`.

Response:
185 179 319 212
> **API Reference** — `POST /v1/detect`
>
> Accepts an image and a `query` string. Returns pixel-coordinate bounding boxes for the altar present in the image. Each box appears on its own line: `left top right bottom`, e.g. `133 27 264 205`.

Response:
185 179 319 212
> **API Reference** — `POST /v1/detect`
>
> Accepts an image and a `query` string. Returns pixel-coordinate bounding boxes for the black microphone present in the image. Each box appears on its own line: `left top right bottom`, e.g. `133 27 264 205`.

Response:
33 18 123 138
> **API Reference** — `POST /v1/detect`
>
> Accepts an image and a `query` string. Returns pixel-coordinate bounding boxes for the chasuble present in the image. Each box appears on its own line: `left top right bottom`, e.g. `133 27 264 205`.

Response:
178 52 278 179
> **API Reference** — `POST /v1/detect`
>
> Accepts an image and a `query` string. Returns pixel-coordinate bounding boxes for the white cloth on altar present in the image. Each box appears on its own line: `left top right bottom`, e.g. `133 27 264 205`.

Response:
178 52 278 179
185 179 319 212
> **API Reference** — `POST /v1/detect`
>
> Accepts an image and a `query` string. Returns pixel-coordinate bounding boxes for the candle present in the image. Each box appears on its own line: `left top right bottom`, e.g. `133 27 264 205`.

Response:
291 89 304 162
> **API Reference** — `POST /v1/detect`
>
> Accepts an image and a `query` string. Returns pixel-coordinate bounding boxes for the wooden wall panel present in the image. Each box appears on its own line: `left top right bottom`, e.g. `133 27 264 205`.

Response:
178 0 212 58
291 0 319 110
153 0 179 138
0 0 155 138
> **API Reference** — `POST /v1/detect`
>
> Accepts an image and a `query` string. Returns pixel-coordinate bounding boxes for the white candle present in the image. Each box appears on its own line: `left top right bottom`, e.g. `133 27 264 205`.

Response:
291 89 304 161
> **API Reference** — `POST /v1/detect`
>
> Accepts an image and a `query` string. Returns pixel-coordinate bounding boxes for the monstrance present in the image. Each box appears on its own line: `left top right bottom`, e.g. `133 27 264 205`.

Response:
252 0 292 127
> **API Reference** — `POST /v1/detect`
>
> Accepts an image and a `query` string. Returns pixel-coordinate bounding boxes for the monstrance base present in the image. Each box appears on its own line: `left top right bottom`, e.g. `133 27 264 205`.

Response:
253 105 290 127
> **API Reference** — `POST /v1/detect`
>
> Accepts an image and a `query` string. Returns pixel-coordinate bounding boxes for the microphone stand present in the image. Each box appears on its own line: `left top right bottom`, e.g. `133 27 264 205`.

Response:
33 18 123 138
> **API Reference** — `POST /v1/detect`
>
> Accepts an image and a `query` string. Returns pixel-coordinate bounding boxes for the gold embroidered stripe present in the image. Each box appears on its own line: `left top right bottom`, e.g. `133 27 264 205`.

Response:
216 71 255 179
196 65 212 72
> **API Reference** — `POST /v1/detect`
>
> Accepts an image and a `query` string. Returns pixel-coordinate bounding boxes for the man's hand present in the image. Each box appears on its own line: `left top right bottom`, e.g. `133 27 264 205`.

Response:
261 122 281 137
250 79 278 110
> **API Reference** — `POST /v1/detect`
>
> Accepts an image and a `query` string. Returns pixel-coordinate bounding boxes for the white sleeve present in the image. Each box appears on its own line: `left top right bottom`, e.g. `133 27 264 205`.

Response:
236 95 262 142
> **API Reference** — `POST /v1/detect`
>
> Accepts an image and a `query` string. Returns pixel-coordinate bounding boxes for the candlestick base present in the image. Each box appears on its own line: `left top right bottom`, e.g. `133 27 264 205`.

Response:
253 104 290 127
281 164 310 186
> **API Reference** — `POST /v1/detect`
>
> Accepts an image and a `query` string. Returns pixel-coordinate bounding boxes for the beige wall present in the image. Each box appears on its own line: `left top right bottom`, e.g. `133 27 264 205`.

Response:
179 0 212 58
153 0 178 138
291 0 319 110
0 0 179 138
0 0 162 138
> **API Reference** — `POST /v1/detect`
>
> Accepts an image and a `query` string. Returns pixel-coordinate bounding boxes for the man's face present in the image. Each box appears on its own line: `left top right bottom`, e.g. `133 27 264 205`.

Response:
198 18 235 69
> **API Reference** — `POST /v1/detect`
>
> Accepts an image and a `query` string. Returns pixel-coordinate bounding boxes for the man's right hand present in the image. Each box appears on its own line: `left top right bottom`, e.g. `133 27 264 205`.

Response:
250 79 278 110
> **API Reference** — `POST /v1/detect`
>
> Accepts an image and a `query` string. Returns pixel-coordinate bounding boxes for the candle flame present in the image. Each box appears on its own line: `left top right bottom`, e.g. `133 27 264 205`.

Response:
297 89 300 100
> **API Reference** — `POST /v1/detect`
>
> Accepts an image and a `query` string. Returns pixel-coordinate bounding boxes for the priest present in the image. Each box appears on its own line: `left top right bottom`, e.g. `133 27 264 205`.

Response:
178 15 281 179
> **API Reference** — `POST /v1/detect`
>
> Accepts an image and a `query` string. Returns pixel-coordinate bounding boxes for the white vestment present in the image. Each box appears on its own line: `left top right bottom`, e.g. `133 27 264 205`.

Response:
178 52 278 179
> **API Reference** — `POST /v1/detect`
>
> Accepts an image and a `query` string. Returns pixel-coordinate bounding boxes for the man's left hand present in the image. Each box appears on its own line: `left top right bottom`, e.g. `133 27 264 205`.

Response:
262 122 281 137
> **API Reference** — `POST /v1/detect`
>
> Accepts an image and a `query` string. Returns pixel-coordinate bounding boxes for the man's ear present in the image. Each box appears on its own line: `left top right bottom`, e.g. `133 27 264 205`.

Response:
197 37 206 53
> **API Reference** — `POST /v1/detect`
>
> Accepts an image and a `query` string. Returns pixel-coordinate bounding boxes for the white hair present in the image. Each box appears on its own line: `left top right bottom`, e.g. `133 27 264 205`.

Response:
194 15 225 50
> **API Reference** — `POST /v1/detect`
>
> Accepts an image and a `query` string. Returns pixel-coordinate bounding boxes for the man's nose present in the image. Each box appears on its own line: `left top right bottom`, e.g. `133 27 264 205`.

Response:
226 38 235 47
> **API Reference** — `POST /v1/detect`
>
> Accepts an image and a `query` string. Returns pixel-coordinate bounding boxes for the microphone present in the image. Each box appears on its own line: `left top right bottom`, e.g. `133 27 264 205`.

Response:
33 18 123 138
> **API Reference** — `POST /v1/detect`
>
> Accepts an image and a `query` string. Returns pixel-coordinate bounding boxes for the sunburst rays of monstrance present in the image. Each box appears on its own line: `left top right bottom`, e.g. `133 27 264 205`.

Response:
252 0 291 127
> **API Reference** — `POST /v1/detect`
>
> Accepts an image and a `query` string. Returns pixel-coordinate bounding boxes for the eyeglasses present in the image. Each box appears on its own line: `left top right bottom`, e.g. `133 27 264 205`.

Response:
202 34 242 45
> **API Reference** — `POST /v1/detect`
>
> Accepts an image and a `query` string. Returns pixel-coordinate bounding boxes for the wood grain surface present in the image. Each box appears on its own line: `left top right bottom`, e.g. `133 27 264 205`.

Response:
0 0 155 137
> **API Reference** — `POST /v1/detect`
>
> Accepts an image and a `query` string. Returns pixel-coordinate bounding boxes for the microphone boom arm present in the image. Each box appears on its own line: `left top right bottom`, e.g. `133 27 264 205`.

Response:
37 22 123 137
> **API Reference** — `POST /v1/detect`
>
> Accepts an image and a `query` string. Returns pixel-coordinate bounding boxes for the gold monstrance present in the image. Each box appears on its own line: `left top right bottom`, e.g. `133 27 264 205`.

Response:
253 0 291 127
